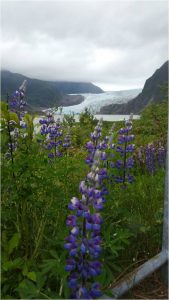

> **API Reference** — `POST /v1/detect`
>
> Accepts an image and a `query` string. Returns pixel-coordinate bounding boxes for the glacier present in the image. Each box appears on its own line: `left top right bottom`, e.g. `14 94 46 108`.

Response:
60 89 141 114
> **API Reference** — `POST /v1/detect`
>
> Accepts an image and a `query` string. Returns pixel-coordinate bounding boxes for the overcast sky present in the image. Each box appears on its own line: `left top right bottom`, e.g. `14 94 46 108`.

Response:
1 0 168 91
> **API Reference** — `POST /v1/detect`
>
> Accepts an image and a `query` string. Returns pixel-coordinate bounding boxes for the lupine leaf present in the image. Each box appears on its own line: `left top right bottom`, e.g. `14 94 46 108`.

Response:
27 272 36 282
17 279 39 299
9 112 19 125
8 233 20 256
2 258 23 271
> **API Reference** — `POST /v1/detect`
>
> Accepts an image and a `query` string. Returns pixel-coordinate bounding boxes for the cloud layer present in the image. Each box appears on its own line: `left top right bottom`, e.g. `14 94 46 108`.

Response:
1 0 168 90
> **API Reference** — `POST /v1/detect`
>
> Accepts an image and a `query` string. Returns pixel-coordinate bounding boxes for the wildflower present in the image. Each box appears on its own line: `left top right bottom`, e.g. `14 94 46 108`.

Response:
10 80 27 120
145 143 156 174
65 120 106 298
112 115 135 186
39 113 63 160
158 144 166 169
85 120 103 167
5 81 28 160
63 133 71 148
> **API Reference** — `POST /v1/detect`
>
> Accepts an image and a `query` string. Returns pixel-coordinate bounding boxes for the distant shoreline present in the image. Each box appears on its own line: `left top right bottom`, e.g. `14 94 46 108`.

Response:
34 114 140 125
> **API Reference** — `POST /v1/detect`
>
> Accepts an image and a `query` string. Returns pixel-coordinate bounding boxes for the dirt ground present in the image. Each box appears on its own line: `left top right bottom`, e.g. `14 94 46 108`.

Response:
122 271 168 299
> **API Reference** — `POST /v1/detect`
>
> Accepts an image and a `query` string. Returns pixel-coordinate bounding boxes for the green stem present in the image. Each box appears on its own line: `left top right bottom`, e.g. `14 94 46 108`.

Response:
39 291 51 299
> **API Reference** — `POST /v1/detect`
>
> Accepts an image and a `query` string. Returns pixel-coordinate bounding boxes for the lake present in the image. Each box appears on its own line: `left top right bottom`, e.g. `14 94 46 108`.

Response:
34 114 140 129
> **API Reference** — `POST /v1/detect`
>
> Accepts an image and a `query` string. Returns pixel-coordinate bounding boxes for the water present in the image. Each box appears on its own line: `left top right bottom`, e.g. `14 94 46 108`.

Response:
59 89 141 114
34 114 140 128
92 114 140 122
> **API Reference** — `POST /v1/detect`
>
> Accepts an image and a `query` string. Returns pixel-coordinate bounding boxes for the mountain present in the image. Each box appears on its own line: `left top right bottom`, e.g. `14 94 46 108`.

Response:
100 61 168 114
51 81 103 94
1 70 103 110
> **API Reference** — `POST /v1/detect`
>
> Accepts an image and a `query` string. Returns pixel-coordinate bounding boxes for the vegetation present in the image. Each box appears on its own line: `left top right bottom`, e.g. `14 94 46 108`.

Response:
1 98 168 299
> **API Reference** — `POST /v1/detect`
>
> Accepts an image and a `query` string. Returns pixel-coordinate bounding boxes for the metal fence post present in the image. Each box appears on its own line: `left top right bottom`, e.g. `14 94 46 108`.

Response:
160 129 169 285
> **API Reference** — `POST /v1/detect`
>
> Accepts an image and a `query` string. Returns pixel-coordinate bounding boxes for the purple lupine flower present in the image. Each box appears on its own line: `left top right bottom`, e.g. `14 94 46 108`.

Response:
90 282 102 298
114 176 123 183
66 215 77 227
126 157 134 168
98 168 108 185
86 141 95 152
20 121 27 129
85 119 104 167
126 174 135 183
68 272 79 288
79 181 88 194
116 160 123 169
110 162 115 168
65 258 76 271
10 80 27 121
145 143 156 175
63 135 71 148
5 82 28 161
68 197 81 211
111 115 135 186
158 144 166 169
39 113 63 160
48 153 55 159
8 142 17 151
126 144 135 152
85 155 94 166
90 123 102 140
65 120 106 299
97 141 107 150
100 151 107 160
116 145 124 155
135 142 166 174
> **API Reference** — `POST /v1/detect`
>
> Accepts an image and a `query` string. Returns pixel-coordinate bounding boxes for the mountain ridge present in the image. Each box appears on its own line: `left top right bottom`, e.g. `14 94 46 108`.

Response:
1 70 103 110
100 61 168 114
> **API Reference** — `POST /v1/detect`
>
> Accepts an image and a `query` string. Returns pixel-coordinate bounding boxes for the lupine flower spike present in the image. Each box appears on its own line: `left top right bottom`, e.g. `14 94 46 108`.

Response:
111 115 135 187
63 126 71 149
145 143 157 175
39 112 63 160
157 143 166 169
85 119 103 166
65 119 107 299
5 82 28 158
10 80 27 128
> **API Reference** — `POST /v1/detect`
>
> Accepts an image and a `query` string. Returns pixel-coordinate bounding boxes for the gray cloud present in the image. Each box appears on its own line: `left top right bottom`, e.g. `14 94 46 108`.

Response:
1 0 168 90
